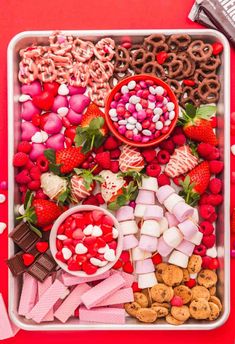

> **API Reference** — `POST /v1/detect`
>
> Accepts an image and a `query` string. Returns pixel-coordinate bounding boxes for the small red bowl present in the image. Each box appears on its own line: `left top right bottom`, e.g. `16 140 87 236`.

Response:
105 74 179 148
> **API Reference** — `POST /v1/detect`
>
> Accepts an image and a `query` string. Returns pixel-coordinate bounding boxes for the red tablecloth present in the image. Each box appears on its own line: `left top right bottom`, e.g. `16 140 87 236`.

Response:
0 0 234 342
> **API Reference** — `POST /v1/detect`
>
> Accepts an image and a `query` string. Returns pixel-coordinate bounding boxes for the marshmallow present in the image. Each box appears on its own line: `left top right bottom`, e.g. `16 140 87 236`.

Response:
79 306 125 324
135 258 155 274
164 193 183 212
143 205 163 221
192 208 199 223
163 227 183 248
176 240 195 256
206 246 217 258
156 185 175 204
165 212 179 227
168 250 189 268
134 204 147 218
138 272 157 289
119 220 138 235
141 220 161 237
157 236 174 257
173 202 194 222
135 190 156 205
123 234 138 250
186 230 203 245
116 206 134 222
140 176 158 192
178 219 198 239
159 217 168 234
132 246 152 261
139 235 158 252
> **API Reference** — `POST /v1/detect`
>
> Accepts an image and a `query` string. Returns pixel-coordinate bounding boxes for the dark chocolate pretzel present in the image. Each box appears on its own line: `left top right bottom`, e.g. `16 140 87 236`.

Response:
188 40 213 62
131 48 155 74
141 61 166 79
144 34 168 54
167 34 192 52
198 78 221 104
166 79 182 99
109 71 132 88
194 70 219 84
113 46 130 73
163 53 183 79
180 85 201 107
200 54 221 72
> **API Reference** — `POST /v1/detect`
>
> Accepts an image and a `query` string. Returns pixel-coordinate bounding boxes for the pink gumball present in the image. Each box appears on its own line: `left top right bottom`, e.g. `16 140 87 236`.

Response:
46 133 65 150
21 122 39 141
69 94 90 113
51 95 68 113
21 100 40 121
66 109 82 125
29 143 46 161
68 85 86 95
21 80 42 97
43 113 62 135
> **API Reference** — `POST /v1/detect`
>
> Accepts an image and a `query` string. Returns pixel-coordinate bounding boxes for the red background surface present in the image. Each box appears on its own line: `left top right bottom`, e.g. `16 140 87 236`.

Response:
0 0 234 342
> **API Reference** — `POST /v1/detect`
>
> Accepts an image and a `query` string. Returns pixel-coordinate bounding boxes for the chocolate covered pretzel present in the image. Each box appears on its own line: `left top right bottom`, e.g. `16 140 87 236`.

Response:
131 48 155 74
144 34 168 54
163 53 183 79
113 46 130 73
167 34 192 52
166 79 182 99
200 54 221 72
188 40 213 62
198 78 221 104
141 61 166 79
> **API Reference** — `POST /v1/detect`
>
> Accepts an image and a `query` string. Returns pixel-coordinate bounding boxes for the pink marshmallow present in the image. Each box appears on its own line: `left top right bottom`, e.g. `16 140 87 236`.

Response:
135 258 155 274
96 287 134 307
123 234 138 250
54 283 91 323
139 235 158 252
0 293 19 340
143 205 163 220
79 306 126 324
176 240 195 256
165 212 179 227
115 206 134 222
61 270 111 286
173 202 194 222
38 276 54 322
163 227 183 248
135 190 155 205
157 236 173 257
178 219 198 239
18 273 38 316
156 185 175 204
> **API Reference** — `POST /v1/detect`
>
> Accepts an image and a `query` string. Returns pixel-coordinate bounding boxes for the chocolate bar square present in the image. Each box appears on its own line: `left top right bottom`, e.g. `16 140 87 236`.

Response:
6 252 26 277
10 222 40 252
27 252 57 282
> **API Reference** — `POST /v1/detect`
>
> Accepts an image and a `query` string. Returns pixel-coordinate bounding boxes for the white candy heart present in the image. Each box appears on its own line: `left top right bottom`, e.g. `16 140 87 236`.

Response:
206 246 217 258
57 107 69 117
75 243 88 254
104 249 116 262
0 222 6 234
112 227 119 239
83 224 93 236
90 257 103 267
41 131 49 143
231 144 235 156
0 194 6 204
58 84 69 96
18 204 25 215
19 94 32 102
62 247 72 260
57 235 68 241
98 244 109 254
99 260 108 267
92 225 103 237
31 132 43 143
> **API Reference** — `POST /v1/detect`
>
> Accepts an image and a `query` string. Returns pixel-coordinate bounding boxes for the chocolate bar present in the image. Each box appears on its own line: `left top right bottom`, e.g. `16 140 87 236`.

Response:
10 222 40 252
27 251 57 282
6 252 27 277
189 0 235 47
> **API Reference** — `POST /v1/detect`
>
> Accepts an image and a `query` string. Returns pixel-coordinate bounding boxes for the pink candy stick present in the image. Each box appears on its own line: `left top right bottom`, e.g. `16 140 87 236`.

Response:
0 293 19 340
81 273 125 309
96 287 134 307
79 306 126 324
18 273 38 316
38 276 54 322
61 270 111 286
27 279 67 323
54 283 91 323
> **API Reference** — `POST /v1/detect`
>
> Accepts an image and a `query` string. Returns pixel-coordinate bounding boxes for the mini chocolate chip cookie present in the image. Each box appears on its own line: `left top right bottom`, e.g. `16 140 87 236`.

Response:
151 301 170 309
155 262 168 283
174 285 192 304
189 298 211 319
135 308 158 323
134 292 149 308
162 264 183 287
151 304 169 318
208 302 220 321
187 255 202 274
209 296 222 311
166 314 185 325
197 269 218 288
191 286 210 301
209 286 216 296
124 302 141 317
182 268 190 282
171 305 190 322
151 283 174 303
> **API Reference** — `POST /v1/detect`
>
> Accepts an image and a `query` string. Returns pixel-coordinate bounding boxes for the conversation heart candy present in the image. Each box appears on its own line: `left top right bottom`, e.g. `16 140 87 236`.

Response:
69 94 90 113
29 143 46 161
21 80 42 97
46 134 65 150
66 109 83 125
52 95 68 113
21 122 39 141
21 100 40 121
43 113 62 134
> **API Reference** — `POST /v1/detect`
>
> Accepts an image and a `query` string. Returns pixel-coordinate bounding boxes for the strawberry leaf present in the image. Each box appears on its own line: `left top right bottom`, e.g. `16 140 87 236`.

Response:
29 223 42 238
89 117 104 130
49 163 62 176
185 103 197 118
57 189 70 204
196 105 216 119
24 190 33 210
44 149 56 164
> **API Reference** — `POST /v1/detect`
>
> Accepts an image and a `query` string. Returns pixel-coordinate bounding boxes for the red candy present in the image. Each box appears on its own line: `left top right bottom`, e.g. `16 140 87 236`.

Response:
212 42 223 55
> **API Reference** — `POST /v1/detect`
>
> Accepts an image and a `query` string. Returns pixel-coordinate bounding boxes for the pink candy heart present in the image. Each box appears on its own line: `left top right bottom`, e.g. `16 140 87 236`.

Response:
21 122 39 141
43 113 62 135
21 100 40 121
46 133 65 150
69 94 90 113
21 80 42 97
66 109 82 125
51 95 68 113
29 143 46 161
68 85 86 96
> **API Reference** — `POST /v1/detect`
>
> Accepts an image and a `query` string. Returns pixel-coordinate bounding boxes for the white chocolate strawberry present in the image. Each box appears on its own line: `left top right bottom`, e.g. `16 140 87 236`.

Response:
40 172 67 200
70 175 93 202
99 170 125 203
119 145 145 173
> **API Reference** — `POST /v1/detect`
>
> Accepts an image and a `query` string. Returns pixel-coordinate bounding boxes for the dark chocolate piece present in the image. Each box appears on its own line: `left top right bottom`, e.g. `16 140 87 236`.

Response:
6 252 26 277
10 222 40 252
27 251 57 282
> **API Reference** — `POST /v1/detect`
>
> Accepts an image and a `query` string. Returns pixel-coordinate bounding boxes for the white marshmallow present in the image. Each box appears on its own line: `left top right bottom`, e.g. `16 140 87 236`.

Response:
119 220 138 235
163 227 183 248
168 250 189 268
187 230 203 245
164 193 184 213
140 176 158 192
191 209 199 223
134 204 147 218
141 220 161 237
138 272 157 289
206 246 217 258
159 217 168 234
132 247 152 261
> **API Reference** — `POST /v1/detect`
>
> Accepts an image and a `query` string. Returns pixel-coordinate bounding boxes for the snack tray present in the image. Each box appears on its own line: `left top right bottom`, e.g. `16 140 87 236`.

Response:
7 29 230 330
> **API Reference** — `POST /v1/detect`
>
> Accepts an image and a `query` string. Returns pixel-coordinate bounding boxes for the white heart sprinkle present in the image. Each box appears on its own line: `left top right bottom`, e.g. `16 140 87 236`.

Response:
57 235 68 241
18 204 25 215
112 227 119 239
57 107 69 117
104 249 116 262
0 194 6 204
206 246 217 258
189 273 198 279
58 84 69 96
90 257 103 267
62 247 72 260
41 131 49 143
231 144 235 156
92 225 103 237
83 224 93 236
31 132 43 143
75 243 88 254
98 244 109 254
19 94 32 102
0 222 7 234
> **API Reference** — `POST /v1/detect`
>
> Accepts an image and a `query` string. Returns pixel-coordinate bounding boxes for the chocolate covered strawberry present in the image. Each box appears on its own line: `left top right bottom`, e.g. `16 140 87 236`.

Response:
119 145 145 173
165 145 198 178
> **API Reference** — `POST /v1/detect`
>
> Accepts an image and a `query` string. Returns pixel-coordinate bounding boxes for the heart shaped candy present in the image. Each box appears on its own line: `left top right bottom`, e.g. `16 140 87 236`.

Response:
51 95 68 113
36 242 49 253
83 224 93 236
104 248 116 262
75 243 88 254
46 133 65 150
69 94 90 113
43 113 62 134
21 100 40 121
21 80 42 97
66 109 82 125
58 84 69 96
62 247 72 260
29 143 46 161
21 122 39 141
92 225 103 237
68 85 86 95
44 82 59 96
33 91 54 111
22 253 35 266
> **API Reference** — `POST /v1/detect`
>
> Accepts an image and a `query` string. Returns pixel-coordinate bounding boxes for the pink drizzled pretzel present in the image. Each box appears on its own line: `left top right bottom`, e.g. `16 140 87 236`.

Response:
89 60 114 83
37 58 57 83
72 38 94 62
69 62 90 87
49 31 73 55
18 58 38 84
19 45 46 59
94 38 115 62
88 81 111 107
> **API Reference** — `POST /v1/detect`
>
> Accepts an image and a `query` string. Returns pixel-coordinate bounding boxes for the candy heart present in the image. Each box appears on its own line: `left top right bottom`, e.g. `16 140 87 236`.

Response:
68 258 81 271
46 133 65 151
19 94 32 102
21 100 40 121
36 242 49 253
21 80 42 97
68 85 86 95
112 227 119 239
90 257 103 267
43 113 62 134
62 247 72 260
99 260 108 267
41 131 49 142
98 244 109 254
66 109 82 125
104 248 116 262
56 251 66 263
57 107 69 117
75 243 88 254
52 95 68 113
76 254 88 265
72 228 84 240
92 210 104 223
69 94 90 113
21 122 39 141
0 222 6 234
31 131 43 143
83 224 93 236
29 143 46 161
57 234 68 241
22 253 35 266
33 91 54 111
82 261 98 274
83 236 97 246
96 237 106 248
92 225 103 237
44 82 59 96
58 84 69 96
108 240 117 250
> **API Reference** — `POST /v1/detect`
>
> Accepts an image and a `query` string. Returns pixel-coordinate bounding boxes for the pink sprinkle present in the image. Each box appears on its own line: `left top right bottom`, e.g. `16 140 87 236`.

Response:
0 181 8 190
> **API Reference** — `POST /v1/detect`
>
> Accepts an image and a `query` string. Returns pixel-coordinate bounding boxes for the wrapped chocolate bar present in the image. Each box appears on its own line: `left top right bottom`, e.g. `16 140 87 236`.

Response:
189 0 235 46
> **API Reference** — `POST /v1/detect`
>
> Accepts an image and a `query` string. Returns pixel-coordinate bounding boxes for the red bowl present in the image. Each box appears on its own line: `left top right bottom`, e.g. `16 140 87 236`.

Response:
105 74 179 148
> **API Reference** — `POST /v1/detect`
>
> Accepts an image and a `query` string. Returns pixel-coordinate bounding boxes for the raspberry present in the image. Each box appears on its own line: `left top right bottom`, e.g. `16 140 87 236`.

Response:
110 148 121 159
110 160 119 173
95 193 105 205
152 253 162 265
34 189 48 200
28 180 41 191
207 147 220 160
199 204 216 220
29 166 41 180
94 146 104 154
210 117 217 128
208 212 218 223
17 141 32 154
131 282 141 292
172 134 186 146
197 143 213 158
207 194 223 206
36 155 49 172
146 163 161 177
209 178 222 194
172 126 184 135
157 173 170 186
198 193 209 205
199 221 214 236
19 185 27 193
120 251 130 262
104 136 119 150
185 279 196 288
202 234 216 248
209 160 224 174
15 169 31 184
25 159 35 170
95 151 111 169
159 139 175 154
202 256 212 269
156 150 170 164
13 152 29 167
82 195 99 206
142 149 156 163
208 257 219 270
193 244 207 256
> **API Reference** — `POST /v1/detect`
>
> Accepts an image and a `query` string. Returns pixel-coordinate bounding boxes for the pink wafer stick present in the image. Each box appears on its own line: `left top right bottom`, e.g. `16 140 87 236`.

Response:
81 273 125 309
54 283 91 323
112 270 135 287
38 276 54 322
0 293 19 340
61 270 111 286
27 279 67 323
96 287 134 307
79 306 126 324
18 273 38 316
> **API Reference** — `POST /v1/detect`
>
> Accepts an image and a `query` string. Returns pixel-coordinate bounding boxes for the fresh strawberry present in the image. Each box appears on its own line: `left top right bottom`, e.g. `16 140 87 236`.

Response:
95 151 111 169
165 145 198 178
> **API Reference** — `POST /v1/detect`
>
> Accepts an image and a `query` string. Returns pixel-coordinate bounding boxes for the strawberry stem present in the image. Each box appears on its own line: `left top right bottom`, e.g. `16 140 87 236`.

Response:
90 134 95 151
